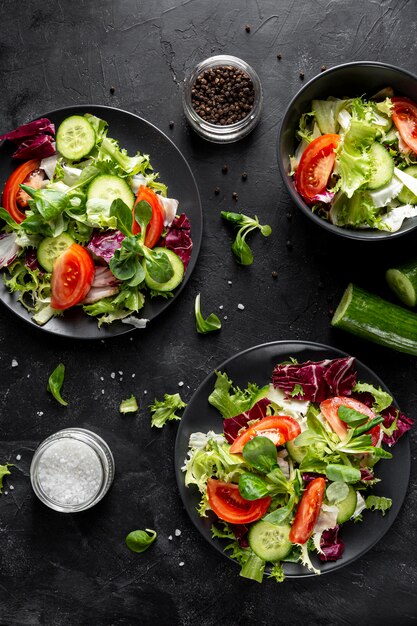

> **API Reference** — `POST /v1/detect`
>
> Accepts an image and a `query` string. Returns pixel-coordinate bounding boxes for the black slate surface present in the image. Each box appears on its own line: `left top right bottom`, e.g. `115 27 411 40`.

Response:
1 1 417 625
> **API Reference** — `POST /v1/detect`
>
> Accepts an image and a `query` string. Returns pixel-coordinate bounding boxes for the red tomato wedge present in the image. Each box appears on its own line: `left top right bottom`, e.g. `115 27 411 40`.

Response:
391 97 417 154
132 185 164 248
295 133 340 204
51 244 95 310
320 396 380 446
289 477 326 544
2 159 41 223
229 415 301 454
207 478 271 524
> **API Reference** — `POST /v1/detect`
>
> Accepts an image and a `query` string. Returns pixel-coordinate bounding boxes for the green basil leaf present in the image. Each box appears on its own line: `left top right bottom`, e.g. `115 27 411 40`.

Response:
338 405 368 427
109 248 139 281
238 473 270 500
21 214 53 236
194 293 221 334
326 481 349 504
21 185 69 221
125 528 157 553
47 363 68 407
325 464 361 483
0 207 19 229
263 494 296 525
109 198 134 237
353 416 384 437
134 200 152 243
144 248 174 284
242 436 277 474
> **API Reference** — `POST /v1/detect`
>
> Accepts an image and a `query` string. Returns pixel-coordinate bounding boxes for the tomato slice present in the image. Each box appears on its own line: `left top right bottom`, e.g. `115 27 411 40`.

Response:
320 396 380 445
391 97 417 154
289 477 326 544
207 478 271 524
132 185 164 248
229 415 301 454
51 244 95 310
295 133 340 204
2 159 41 223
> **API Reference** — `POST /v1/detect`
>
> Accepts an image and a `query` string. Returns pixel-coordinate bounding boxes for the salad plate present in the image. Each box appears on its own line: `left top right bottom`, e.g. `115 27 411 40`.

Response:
175 340 411 578
0 105 202 339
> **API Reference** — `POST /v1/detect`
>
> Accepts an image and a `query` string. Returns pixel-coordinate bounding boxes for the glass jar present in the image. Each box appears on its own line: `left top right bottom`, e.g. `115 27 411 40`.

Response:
30 428 115 513
183 55 263 143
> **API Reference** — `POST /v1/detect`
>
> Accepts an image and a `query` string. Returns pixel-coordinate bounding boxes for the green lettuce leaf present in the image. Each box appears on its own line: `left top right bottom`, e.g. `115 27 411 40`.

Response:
336 120 377 197
208 371 262 419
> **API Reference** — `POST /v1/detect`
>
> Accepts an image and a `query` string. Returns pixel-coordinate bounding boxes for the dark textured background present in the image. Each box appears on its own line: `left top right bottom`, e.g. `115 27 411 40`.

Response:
1 1 417 624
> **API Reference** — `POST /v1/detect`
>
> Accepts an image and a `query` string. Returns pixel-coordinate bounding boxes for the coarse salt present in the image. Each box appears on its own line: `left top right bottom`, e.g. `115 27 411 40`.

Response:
175 529 181 537
11 359 18 368
110 372 115 379
168 535 173 541
178 381 184 387
224 316 228 320
37 439 102 506
179 562 185 567
16 454 21 461
237 303 245 310
132 374 136 378
228 281 232 285
219 305 224 310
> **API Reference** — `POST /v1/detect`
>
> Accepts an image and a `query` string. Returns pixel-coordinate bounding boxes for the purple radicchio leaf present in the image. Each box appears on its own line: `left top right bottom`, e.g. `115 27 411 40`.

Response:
310 190 335 204
0 233 19 269
381 405 414 447
272 357 356 402
12 135 56 160
25 249 42 272
319 525 345 562
360 468 374 481
223 398 270 444
163 213 193 271
0 118 55 143
302 472 327 485
230 523 249 548
87 230 125 264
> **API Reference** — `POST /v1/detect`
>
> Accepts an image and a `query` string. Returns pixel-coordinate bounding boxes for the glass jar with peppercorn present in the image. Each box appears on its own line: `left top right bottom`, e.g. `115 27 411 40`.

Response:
183 55 263 143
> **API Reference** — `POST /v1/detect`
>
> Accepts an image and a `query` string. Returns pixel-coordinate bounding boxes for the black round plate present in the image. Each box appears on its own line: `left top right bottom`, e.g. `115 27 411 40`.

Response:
0 105 202 339
175 340 411 578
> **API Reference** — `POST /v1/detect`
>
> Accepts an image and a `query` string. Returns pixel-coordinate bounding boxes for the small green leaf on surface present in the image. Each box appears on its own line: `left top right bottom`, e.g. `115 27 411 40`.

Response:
195 293 221 334
150 392 186 428
125 528 157 553
47 363 68 406
119 395 139 414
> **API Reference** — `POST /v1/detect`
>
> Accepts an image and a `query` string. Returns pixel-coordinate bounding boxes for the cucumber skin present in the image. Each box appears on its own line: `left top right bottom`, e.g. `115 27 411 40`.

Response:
56 115 96 161
248 521 292 562
144 247 184 292
397 165 417 205
332 283 417 356
386 260 417 307
87 174 134 209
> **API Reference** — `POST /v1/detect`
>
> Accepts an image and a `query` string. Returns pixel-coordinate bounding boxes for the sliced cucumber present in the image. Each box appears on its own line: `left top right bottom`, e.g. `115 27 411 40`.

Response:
386 259 417 307
397 165 417 205
332 283 417 356
87 174 134 209
144 248 184 292
336 485 357 524
367 142 394 190
37 233 75 272
248 521 292 562
56 116 96 161
286 439 306 464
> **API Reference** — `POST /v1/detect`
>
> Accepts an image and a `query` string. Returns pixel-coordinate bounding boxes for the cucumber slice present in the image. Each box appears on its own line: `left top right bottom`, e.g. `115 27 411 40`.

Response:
248 521 292 562
336 485 357 523
367 142 394 190
56 116 96 161
37 233 75 272
144 247 184 292
382 128 397 145
386 259 417 307
286 439 306 464
87 174 134 209
332 283 417 356
397 165 417 205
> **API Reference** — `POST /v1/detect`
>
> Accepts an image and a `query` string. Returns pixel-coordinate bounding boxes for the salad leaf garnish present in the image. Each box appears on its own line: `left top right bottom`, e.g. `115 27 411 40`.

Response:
119 395 138 414
326 481 349 504
0 207 19 230
239 551 265 583
337 405 368 426
239 473 271 500
267 563 285 583
0 464 12 494
365 495 392 515
134 200 152 243
125 528 157 553
352 416 384 437
20 185 69 222
47 363 68 406
242 436 277 473
208 371 261 419
290 384 305 397
109 198 135 237
150 392 186 428
143 247 174 284
263 494 296 526
221 211 271 266
325 464 361 483
353 382 392 413
194 293 221 334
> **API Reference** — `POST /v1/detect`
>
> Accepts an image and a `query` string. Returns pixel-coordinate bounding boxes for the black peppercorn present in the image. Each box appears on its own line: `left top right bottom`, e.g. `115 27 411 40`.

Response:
321 65 327 72
222 164 228 174
245 24 251 33
271 271 278 279
169 120 174 129
277 53 282 60
299 71 305 80
109 87 115 95
191 65 255 125
232 192 238 201
214 187 220 195
241 172 248 181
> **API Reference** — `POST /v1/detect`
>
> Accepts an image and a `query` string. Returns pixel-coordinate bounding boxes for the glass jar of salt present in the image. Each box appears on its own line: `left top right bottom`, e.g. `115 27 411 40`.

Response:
30 428 115 512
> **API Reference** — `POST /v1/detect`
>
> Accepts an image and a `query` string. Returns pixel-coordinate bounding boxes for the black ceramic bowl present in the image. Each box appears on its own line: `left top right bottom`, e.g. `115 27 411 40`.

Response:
278 61 417 240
